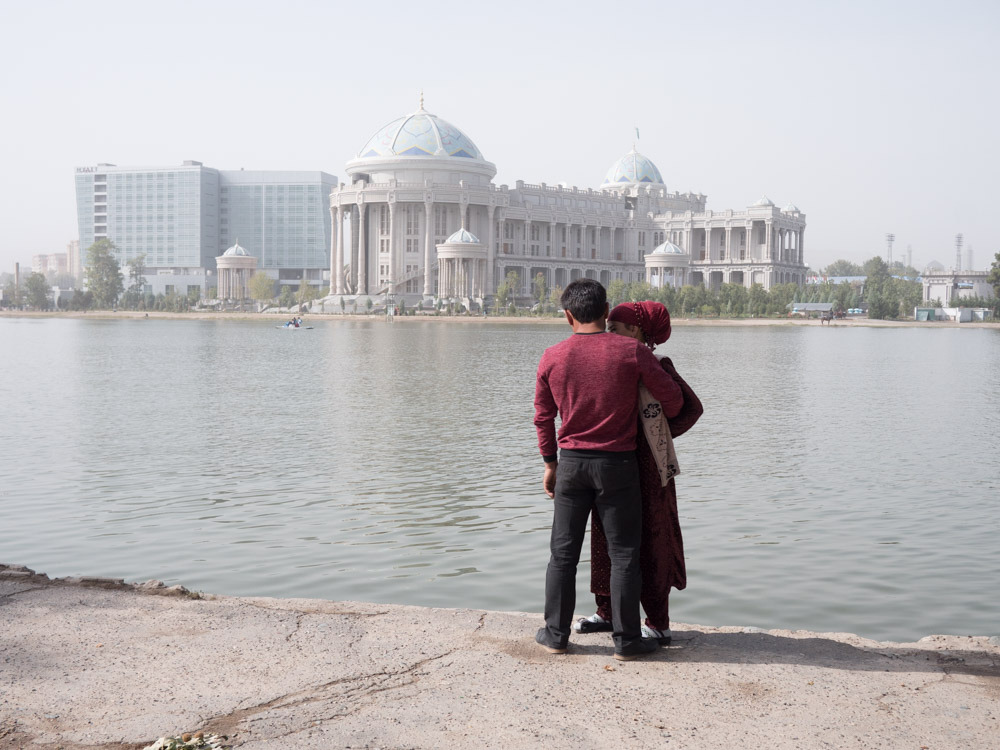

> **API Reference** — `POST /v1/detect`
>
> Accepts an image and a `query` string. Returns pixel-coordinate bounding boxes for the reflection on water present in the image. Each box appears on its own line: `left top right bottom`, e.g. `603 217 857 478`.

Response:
1 318 998 642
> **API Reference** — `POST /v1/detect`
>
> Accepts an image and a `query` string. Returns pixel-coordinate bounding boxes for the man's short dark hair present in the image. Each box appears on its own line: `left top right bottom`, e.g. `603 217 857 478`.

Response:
560 278 607 323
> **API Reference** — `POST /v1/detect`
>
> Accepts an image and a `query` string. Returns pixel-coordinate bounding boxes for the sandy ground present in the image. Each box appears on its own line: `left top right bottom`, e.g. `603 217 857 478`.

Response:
3 309 998 329
1 564 997 749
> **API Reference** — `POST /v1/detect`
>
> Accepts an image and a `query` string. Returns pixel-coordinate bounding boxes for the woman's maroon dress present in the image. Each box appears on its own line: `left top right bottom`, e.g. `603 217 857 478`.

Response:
590 355 703 629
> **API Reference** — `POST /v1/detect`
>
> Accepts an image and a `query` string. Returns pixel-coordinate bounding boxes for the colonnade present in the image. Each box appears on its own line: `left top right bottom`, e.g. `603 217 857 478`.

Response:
216 267 253 299
328 200 807 297
438 257 487 299
670 223 805 264
331 201 500 297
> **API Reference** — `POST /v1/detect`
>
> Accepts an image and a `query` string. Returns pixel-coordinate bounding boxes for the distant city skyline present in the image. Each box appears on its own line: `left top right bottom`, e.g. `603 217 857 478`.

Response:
1 0 997 275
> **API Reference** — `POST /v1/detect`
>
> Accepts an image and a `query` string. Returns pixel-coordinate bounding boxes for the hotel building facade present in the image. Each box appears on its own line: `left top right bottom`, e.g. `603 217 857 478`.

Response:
74 162 336 297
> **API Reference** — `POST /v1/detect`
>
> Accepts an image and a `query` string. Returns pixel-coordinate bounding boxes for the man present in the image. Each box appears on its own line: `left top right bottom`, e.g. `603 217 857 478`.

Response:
533 279 684 661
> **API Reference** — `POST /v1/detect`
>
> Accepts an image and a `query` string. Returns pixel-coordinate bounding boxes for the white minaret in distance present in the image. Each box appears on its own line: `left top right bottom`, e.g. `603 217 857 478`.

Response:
886 233 895 266
955 233 963 271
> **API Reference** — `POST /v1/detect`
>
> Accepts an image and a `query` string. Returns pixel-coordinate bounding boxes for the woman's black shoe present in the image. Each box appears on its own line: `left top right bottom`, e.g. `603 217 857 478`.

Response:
572 614 613 633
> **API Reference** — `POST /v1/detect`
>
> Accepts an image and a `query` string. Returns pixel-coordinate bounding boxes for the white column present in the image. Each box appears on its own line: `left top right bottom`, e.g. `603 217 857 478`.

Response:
357 203 367 294
387 201 396 289
725 227 732 262
486 205 496 293
335 205 345 294
423 201 434 296
349 207 358 292
330 206 341 294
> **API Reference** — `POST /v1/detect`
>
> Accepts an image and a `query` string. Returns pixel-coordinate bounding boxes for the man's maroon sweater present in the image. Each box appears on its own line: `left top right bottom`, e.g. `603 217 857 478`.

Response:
533 332 684 460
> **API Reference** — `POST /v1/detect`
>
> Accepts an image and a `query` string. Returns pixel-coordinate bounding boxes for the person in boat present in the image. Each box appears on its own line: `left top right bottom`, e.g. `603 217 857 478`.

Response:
574 301 703 645
533 280 684 661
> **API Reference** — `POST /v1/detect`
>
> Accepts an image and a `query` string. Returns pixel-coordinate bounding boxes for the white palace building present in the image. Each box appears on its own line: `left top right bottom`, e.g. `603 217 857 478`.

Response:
324 101 807 307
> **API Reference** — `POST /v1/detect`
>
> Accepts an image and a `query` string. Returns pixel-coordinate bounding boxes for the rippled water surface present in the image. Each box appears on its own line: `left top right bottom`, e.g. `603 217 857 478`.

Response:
1 317 998 642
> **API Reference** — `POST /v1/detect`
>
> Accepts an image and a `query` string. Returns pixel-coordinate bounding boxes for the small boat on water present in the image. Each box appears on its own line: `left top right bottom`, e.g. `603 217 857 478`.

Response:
277 317 312 329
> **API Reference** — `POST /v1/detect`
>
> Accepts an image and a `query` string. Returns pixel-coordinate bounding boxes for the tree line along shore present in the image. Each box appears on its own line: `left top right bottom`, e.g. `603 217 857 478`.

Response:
4 241 999 321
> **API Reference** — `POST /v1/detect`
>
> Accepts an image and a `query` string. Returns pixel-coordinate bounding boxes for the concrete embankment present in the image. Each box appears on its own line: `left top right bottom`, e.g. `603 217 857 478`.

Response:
2 564 997 749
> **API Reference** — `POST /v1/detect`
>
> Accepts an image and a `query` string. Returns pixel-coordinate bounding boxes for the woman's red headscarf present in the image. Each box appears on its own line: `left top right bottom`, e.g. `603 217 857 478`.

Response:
608 301 671 348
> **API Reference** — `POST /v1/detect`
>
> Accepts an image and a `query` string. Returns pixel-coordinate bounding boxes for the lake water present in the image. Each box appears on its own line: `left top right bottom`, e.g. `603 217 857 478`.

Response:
1 316 998 643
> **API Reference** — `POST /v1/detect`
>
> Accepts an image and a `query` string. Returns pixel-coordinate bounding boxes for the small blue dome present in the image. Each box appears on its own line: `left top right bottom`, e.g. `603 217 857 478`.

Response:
446 228 480 244
602 148 664 187
223 241 249 256
651 240 686 255
358 108 483 160
753 195 775 207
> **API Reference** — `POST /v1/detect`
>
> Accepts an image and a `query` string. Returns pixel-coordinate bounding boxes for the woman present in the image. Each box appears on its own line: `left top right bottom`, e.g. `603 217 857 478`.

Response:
573 301 703 643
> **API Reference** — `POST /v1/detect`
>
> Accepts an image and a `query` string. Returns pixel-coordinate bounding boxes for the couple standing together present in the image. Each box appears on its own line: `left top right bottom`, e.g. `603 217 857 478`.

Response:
533 278 703 661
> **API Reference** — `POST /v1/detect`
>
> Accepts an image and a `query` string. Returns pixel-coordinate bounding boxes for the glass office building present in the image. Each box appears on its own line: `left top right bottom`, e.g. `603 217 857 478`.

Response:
219 171 336 287
74 162 336 294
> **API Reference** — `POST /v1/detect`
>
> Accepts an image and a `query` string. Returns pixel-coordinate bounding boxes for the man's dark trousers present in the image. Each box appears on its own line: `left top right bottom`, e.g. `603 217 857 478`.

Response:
542 449 642 649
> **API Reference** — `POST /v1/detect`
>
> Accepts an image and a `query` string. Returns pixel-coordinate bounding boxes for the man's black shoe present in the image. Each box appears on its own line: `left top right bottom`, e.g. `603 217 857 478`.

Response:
535 627 568 654
614 637 659 661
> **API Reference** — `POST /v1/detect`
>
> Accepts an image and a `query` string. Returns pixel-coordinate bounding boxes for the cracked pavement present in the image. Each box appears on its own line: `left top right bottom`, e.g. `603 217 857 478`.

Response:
1 566 998 749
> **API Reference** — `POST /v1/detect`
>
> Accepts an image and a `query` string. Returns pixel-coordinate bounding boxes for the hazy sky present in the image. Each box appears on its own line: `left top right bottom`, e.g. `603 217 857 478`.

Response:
1 0 997 273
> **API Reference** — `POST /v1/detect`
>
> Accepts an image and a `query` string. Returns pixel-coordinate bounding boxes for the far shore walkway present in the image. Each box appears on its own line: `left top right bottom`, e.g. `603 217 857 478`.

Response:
2 564 997 749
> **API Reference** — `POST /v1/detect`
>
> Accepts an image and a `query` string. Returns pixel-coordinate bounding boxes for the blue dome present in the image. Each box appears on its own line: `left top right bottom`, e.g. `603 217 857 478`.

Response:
651 240 686 255
358 109 483 160
602 148 664 187
223 241 250 256
446 228 480 244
